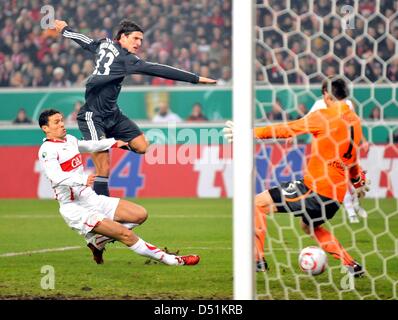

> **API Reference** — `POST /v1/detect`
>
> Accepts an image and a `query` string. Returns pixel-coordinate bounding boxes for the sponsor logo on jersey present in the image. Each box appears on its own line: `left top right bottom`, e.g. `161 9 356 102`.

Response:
60 154 83 171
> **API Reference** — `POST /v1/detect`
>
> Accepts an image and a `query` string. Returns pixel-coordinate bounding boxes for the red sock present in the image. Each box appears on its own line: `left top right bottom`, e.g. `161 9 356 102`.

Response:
255 206 267 261
313 226 354 266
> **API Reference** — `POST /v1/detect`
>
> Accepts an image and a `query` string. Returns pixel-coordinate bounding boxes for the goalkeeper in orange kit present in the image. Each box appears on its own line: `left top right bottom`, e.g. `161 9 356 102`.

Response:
223 77 370 277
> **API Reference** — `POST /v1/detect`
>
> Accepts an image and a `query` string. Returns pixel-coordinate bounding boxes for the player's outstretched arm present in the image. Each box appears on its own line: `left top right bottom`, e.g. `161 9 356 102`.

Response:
54 20 68 32
127 58 216 84
198 76 217 84
78 138 128 154
53 19 100 54
254 111 320 140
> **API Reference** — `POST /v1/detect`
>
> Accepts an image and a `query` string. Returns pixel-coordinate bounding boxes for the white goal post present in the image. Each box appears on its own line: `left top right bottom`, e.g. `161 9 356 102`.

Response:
232 0 255 300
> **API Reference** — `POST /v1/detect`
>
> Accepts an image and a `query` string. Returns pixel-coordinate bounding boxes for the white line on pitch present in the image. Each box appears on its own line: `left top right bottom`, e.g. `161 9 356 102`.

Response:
0 245 232 258
1 245 395 258
0 246 82 257
0 214 231 219
1 215 59 219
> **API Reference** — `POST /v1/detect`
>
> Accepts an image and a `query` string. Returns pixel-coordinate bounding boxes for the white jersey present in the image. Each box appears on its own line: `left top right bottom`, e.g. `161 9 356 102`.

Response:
309 98 354 113
38 134 116 204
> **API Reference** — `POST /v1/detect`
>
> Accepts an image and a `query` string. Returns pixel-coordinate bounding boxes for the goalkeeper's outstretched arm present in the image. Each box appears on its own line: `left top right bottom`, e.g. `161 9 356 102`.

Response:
254 113 320 140
54 20 101 54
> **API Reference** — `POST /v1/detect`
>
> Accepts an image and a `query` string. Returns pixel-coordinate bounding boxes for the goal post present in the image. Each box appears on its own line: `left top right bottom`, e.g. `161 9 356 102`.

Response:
232 0 255 299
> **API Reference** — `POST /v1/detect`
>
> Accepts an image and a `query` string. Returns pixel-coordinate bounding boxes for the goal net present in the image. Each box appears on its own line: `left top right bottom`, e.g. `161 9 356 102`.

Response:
253 0 398 300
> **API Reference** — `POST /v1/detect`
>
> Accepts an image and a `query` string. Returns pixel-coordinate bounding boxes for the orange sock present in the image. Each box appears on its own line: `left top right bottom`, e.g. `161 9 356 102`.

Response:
255 206 267 262
313 226 354 266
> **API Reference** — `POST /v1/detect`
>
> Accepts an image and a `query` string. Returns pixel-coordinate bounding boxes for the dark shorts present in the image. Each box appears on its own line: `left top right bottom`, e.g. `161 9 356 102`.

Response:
77 108 142 142
268 179 340 227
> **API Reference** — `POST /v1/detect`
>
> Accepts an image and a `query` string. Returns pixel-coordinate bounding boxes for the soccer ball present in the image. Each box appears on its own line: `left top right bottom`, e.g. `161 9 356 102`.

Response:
298 246 328 276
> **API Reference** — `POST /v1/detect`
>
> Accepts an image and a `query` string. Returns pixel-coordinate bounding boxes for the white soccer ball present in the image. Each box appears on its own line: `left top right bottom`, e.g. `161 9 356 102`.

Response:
298 246 328 276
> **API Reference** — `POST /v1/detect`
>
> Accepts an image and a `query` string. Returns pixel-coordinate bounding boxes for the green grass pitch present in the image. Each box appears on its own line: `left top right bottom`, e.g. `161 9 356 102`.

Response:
0 198 396 299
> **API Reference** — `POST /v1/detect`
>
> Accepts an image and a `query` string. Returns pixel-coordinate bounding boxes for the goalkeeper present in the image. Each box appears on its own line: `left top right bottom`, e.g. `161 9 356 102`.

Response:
309 77 369 224
223 77 369 277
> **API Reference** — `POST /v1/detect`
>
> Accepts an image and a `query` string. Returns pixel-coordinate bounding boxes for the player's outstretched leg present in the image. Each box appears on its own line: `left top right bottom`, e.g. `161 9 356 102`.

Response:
254 191 276 272
255 206 269 272
91 152 111 196
302 222 364 277
93 218 200 266
130 238 200 266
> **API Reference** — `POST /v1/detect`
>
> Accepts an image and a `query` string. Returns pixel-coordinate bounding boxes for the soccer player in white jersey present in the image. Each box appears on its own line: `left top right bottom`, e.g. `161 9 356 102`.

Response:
38 109 199 266
308 79 368 224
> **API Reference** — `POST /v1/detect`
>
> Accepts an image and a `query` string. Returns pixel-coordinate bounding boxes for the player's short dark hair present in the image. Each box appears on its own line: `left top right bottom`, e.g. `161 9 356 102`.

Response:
115 19 143 40
321 76 349 100
39 109 61 128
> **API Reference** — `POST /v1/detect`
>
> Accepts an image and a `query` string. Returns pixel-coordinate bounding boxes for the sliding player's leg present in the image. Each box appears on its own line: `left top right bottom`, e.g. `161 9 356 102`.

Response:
86 198 146 264
92 218 199 266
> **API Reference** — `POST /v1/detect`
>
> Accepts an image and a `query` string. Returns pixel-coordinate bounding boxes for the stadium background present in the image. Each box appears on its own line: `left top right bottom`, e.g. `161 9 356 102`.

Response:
0 0 397 300
1 0 397 199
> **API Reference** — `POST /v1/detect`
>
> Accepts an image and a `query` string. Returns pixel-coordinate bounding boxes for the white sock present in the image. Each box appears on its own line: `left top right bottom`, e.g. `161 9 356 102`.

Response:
90 234 114 250
129 238 179 265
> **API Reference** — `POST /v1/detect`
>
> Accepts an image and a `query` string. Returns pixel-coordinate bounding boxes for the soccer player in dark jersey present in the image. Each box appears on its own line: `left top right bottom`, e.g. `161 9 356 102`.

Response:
54 19 216 197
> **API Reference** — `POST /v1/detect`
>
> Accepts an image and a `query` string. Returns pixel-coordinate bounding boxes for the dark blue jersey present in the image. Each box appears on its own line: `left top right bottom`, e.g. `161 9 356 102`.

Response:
61 27 199 114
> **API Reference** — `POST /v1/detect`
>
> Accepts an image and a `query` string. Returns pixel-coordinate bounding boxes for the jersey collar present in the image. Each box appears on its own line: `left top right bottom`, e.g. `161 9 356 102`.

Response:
44 137 67 143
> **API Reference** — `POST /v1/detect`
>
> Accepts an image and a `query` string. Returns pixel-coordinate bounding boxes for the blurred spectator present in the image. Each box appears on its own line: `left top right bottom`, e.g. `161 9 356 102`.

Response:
217 66 232 85
151 77 175 86
369 106 382 120
49 67 71 87
393 129 398 144
13 108 32 124
66 100 83 124
186 103 208 122
387 58 398 82
152 102 182 123
31 67 46 87
366 59 384 83
267 99 291 121
295 103 309 119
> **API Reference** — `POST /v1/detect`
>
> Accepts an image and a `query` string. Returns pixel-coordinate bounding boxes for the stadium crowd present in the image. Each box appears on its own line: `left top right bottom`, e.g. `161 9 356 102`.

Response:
2 1 398 88
1 0 397 127
0 0 232 87
256 0 398 84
